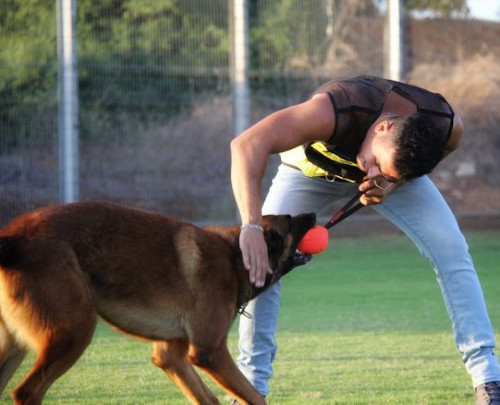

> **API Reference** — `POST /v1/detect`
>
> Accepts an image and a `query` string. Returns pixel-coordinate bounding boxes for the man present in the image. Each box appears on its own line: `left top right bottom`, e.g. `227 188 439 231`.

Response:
230 76 500 404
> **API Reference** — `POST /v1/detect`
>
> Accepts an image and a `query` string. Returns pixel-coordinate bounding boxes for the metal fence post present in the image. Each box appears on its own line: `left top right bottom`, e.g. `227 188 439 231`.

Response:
230 0 249 138
57 0 79 203
386 0 403 81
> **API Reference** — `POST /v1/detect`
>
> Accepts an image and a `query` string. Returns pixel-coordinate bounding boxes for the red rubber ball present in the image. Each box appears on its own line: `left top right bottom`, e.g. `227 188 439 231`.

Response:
297 225 329 254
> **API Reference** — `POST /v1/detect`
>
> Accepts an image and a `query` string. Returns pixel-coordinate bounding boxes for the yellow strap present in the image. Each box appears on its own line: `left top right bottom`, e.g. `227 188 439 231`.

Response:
280 143 360 183
309 142 359 167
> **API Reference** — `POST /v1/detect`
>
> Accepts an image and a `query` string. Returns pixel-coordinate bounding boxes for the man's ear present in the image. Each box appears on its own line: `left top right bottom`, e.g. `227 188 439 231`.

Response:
376 119 396 135
375 119 389 133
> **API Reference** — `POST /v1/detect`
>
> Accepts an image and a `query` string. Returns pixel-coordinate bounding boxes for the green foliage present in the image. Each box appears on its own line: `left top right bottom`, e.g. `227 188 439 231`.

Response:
0 0 229 146
76 0 229 142
0 0 55 95
0 0 479 147
78 0 227 67
405 0 469 17
250 0 374 70
0 0 57 147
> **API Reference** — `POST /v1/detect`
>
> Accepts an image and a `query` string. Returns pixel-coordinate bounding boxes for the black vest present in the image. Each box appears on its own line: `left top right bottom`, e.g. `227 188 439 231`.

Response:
302 76 454 182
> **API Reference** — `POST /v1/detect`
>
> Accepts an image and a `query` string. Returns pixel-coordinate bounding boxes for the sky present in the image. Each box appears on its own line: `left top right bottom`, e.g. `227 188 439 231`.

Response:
468 0 500 21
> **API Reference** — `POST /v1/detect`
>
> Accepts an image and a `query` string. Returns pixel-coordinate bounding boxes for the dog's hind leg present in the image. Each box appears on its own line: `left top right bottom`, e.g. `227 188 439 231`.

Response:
0 347 26 396
12 322 97 405
0 321 27 395
152 340 220 405
0 242 98 404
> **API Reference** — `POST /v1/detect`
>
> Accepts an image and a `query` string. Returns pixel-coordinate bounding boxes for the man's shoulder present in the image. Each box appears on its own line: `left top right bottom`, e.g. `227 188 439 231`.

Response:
311 75 391 97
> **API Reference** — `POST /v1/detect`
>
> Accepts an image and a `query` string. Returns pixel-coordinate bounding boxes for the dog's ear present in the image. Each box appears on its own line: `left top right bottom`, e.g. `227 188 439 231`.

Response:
262 214 292 239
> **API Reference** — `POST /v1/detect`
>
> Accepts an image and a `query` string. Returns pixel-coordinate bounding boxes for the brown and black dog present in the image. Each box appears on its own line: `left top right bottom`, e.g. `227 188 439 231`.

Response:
0 201 316 404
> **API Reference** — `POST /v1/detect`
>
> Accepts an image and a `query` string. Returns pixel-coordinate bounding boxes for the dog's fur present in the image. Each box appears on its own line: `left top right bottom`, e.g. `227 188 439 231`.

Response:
0 201 316 404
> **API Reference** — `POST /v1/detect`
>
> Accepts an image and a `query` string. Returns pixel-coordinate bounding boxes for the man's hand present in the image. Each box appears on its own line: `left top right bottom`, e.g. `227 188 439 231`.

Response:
239 228 273 287
359 176 399 205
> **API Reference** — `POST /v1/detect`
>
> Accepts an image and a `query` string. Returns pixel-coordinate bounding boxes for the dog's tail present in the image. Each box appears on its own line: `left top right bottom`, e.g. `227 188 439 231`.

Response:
0 236 29 393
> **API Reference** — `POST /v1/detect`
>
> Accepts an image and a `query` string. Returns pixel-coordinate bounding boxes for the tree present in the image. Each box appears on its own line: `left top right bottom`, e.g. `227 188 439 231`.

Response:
405 0 469 18
0 0 56 147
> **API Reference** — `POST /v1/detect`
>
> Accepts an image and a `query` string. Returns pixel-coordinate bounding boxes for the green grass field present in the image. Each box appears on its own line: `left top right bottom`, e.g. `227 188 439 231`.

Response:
3 231 500 404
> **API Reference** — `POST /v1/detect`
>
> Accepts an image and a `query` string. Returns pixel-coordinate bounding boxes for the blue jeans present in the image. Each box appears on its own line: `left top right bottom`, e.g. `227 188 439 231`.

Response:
236 164 500 394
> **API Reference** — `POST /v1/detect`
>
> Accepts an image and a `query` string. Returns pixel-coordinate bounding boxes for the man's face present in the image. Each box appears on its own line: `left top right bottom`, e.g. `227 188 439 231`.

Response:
356 118 400 185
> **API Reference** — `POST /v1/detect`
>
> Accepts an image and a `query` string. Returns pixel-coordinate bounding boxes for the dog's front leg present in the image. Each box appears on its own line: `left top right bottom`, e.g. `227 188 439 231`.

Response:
152 340 220 404
190 343 267 405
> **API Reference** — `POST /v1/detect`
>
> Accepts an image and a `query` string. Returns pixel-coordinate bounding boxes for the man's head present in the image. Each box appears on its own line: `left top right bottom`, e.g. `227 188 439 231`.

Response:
357 112 447 183
391 112 448 180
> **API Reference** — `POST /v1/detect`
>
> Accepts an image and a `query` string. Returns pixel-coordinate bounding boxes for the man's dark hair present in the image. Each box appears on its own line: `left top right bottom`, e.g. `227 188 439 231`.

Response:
392 112 448 180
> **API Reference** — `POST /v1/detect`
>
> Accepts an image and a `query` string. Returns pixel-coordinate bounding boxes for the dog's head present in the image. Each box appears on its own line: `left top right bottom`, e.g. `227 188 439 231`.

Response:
254 212 317 294
206 212 317 309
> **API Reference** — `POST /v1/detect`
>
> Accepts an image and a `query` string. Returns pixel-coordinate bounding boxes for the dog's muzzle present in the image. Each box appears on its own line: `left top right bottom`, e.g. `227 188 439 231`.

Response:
293 250 313 267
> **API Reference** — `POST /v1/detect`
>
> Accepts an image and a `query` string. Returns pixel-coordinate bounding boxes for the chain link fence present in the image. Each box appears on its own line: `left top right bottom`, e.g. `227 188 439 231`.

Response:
1 0 500 226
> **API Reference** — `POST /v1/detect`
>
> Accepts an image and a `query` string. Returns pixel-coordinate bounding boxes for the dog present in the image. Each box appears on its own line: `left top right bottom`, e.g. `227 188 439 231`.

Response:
0 201 316 404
